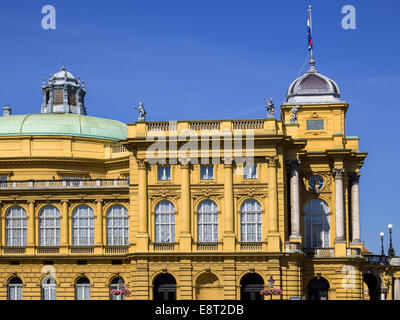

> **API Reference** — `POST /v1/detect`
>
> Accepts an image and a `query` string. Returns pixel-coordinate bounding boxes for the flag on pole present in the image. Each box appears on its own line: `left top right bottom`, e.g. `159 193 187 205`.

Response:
307 14 313 51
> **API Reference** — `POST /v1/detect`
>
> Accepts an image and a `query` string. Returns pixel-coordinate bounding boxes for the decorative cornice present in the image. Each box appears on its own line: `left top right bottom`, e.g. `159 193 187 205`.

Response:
266 156 278 167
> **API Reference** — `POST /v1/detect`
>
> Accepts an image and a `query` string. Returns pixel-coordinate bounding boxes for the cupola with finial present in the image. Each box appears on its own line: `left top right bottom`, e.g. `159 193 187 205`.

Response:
41 64 87 115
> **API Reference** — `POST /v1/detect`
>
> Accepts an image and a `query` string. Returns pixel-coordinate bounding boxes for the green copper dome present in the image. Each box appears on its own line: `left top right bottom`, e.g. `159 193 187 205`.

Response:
0 113 128 141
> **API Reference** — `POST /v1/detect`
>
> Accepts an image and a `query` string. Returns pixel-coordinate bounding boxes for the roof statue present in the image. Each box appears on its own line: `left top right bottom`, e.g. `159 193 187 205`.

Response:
265 97 275 118
134 102 147 122
290 105 300 123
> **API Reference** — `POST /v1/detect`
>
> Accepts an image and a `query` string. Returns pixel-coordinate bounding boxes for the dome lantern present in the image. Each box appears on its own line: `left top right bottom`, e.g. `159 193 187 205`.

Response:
41 65 87 115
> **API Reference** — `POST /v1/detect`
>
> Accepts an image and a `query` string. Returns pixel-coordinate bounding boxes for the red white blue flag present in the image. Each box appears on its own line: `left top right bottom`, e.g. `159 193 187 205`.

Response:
307 14 313 50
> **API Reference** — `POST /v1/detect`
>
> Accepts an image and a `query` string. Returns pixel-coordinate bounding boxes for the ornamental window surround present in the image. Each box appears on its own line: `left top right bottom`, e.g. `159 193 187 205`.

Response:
6 206 27 247
240 199 262 242
155 200 175 243
75 277 90 300
106 205 129 246
39 206 61 247
72 205 94 246
8 277 22 300
304 199 330 248
197 200 218 243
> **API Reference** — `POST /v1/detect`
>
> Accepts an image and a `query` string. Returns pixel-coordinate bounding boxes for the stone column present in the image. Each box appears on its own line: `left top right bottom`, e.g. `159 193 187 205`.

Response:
61 200 69 253
266 155 280 251
136 159 149 251
333 168 345 242
27 200 35 253
94 200 103 253
394 277 400 300
350 172 361 244
288 160 301 240
223 158 235 251
179 159 192 251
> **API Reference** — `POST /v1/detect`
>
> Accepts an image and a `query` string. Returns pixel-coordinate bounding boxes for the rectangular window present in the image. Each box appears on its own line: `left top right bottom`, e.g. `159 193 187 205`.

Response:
200 165 214 180
306 120 324 130
157 166 171 181
243 164 257 180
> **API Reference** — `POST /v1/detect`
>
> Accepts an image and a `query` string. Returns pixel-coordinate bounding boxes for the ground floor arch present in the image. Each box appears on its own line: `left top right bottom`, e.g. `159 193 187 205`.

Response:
153 273 177 301
195 272 223 300
363 272 381 300
307 277 329 300
240 273 264 300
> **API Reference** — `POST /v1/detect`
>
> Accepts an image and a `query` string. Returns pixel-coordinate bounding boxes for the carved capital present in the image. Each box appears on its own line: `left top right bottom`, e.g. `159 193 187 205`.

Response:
266 156 279 167
332 168 345 179
137 158 148 170
223 157 234 168
179 157 191 168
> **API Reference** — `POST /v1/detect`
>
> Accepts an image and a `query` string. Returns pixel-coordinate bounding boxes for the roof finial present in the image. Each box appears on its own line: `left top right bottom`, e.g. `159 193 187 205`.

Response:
307 5 316 72
61 61 66 71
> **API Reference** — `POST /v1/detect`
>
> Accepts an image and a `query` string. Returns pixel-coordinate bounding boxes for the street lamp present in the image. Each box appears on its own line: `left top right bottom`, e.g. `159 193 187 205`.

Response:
268 276 275 300
379 232 385 256
388 224 395 258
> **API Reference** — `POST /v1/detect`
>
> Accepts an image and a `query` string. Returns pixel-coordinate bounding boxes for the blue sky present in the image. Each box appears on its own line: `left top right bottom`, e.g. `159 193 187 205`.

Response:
0 0 399 254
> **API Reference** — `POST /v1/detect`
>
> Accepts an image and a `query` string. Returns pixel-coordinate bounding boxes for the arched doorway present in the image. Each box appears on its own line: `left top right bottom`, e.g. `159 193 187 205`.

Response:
240 273 264 300
153 273 176 300
363 273 381 300
195 272 223 300
307 277 329 300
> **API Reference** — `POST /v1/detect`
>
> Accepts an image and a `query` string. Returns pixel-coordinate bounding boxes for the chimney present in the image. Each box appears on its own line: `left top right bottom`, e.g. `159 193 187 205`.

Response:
3 105 11 116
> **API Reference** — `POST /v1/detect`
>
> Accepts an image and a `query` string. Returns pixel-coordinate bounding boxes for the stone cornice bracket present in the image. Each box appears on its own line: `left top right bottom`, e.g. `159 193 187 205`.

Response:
332 168 345 179
266 155 279 167
137 158 148 170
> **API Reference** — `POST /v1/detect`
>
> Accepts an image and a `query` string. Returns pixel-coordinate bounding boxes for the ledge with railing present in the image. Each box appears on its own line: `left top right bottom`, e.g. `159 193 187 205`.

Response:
303 247 335 258
0 178 129 190
195 242 221 251
346 247 363 258
238 242 266 251
151 242 176 252
142 119 278 136
285 241 302 253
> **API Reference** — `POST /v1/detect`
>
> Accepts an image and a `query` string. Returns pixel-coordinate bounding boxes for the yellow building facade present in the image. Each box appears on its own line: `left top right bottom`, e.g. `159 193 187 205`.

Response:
0 60 399 301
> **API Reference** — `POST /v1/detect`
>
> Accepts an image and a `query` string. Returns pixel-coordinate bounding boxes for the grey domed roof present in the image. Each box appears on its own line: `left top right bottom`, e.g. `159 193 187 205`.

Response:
284 60 345 105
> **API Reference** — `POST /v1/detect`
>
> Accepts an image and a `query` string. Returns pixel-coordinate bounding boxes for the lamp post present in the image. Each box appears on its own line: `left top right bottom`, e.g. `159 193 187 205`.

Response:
379 232 385 256
268 276 275 300
388 224 395 259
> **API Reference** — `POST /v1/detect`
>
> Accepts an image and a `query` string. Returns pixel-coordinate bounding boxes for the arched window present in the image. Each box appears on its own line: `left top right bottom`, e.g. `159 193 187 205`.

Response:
110 277 125 300
6 206 27 247
39 206 61 246
75 277 90 300
8 277 22 300
42 276 56 300
240 200 262 242
304 199 330 248
197 200 218 242
106 205 129 246
155 201 175 243
72 205 94 246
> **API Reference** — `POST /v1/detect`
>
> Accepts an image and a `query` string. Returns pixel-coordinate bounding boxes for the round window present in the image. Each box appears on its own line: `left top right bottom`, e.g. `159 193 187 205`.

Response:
308 176 324 192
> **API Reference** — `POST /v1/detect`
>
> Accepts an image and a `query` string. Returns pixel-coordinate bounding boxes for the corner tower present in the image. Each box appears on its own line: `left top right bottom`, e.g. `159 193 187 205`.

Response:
41 65 87 115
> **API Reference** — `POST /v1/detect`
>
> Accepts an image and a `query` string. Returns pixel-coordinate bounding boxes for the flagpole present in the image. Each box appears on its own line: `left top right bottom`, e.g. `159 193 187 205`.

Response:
308 5 315 67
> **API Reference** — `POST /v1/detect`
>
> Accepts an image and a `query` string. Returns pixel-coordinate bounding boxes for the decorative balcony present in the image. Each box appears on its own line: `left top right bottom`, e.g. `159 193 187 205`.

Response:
3 247 26 254
0 178 129 190
152 243 176 251
196 242 220 251
303 247 334 258
239 242 264 251
70 247 95 254
37 247 60 254
285 241 302 253
346 248 362 258
104 246 129 254
364 255 389 265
